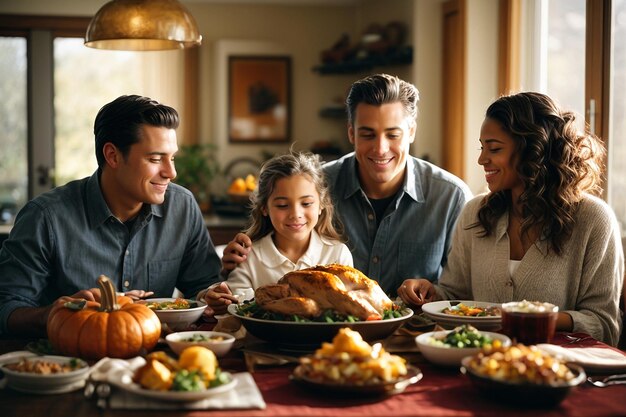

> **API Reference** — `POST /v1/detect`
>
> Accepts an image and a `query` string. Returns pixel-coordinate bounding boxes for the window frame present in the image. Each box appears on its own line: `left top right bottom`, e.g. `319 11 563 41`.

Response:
0 14 198 200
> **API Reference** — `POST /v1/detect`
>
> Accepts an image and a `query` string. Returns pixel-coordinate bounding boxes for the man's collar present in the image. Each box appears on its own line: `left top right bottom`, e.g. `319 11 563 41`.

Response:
340 153 423 203
86 170 114 228
86 170 162 228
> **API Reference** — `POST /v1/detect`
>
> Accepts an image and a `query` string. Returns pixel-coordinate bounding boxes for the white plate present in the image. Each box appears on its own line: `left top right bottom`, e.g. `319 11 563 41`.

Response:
0 353 89 394
422 300 502 330
107 365 237 402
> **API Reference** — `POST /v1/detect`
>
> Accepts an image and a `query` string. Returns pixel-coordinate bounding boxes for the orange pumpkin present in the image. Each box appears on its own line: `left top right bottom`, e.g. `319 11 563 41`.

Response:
47 275 161 360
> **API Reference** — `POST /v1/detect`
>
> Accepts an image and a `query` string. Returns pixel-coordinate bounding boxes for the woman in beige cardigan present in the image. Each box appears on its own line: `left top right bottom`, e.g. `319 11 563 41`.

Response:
401 92 623 346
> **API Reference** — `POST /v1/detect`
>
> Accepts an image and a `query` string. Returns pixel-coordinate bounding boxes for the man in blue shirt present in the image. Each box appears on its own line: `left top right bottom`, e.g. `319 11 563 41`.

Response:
220 74 472 305
0 95 221 336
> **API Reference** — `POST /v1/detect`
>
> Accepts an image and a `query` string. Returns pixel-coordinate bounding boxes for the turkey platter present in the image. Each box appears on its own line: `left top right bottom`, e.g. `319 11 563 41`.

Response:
253 264 394 321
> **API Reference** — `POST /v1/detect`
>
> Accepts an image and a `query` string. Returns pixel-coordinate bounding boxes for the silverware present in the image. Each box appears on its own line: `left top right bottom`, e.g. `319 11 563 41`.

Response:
587 374 626 387
563 334 594 345
84 379 112 408
96 383 111 408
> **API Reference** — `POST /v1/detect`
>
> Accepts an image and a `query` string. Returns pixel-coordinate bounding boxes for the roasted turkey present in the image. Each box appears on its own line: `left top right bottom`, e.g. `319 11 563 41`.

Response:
254 264 393 320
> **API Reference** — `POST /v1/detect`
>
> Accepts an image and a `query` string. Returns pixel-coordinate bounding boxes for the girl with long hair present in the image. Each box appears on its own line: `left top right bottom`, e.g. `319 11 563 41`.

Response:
202 151 352 316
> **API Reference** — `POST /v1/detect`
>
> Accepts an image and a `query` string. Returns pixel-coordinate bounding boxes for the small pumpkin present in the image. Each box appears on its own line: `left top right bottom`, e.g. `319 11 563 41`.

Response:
47 275 161 360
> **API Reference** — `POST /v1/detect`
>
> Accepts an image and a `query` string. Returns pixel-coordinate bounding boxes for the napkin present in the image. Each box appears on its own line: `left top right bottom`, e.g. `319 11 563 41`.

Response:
537 344 626 372
89 357 266 410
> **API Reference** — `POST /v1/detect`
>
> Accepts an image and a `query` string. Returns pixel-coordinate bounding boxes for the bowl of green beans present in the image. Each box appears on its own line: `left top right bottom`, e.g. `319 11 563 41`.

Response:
416 324 511 367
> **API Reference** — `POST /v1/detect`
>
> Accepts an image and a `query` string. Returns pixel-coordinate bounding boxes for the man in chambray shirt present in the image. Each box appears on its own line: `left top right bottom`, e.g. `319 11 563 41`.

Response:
221 74 472 303
324 74 472 297
0 95 221 337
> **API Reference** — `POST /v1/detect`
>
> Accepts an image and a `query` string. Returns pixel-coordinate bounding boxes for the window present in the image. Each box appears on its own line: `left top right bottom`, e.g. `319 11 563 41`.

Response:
0 36 27 223
53 38 185 185
0 16 188 223
520 0 626 238
607 0 626 234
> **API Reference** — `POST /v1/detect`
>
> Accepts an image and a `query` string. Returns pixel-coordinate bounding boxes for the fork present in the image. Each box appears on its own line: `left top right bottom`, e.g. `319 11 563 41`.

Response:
563 334 595 345
587 374 626 387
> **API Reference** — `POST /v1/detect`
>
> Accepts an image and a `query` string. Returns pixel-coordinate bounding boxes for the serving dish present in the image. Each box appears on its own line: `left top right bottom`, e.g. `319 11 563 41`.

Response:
422 300 502 330
228 304 413 349
106 360 237 402
165 331 236 357
460 356 586 408
107 366 236 402
416 330 511 367
0 353 89 394
290 364 422 395
137 298 207 331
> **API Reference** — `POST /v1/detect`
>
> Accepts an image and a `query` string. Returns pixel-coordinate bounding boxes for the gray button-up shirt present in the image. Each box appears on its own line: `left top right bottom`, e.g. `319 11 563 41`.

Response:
324 153 472 296
0 171 221 334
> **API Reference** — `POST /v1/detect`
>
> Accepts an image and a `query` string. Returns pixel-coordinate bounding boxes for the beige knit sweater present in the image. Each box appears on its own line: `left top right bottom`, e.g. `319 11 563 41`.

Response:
436 194 624 346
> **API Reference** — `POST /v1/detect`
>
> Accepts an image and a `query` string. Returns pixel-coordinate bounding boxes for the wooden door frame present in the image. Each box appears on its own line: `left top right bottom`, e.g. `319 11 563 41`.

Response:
441 0 466 179
585 0 611 198
498 0 521 95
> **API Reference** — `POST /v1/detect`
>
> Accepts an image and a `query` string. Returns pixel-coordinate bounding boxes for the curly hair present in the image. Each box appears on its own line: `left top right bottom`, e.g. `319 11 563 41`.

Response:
475 92 606 255
244 151 344 242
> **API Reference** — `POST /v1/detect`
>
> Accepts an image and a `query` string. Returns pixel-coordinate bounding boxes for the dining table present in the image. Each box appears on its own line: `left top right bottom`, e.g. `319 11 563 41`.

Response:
1 326 625 417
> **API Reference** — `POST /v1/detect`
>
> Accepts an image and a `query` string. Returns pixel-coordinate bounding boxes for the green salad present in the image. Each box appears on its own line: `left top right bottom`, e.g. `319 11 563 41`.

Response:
235 300 404 323
427 324 499 348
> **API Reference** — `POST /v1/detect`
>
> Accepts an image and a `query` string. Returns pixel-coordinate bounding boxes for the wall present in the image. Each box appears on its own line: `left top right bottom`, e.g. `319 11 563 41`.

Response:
413 0 444 164
464 0 499 194
188 0 415 167
1 0 501 195
0 0 419 172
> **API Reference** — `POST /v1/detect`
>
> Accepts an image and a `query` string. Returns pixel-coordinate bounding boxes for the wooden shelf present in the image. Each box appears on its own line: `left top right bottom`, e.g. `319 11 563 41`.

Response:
318 107 346 118
312 46 413 75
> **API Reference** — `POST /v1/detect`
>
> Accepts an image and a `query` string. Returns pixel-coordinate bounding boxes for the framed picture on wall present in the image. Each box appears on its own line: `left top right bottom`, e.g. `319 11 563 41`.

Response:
228 55 291 143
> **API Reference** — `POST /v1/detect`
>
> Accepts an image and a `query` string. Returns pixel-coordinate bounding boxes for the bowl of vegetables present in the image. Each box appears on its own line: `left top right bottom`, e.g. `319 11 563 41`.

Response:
460 344 586 408
165 331 235 357
415 324 511 366
138 298 207 331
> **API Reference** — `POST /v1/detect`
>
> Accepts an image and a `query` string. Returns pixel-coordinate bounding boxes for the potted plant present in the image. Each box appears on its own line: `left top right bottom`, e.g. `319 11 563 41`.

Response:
173 144 220 212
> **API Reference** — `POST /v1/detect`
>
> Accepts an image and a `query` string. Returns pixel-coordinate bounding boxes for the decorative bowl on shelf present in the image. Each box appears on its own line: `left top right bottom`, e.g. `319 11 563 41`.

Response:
227 191 253 206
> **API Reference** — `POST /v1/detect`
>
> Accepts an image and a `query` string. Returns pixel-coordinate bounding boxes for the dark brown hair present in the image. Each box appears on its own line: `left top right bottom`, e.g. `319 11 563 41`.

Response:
94 95 179 167
244 151 343 242
345 73 419 126
475 92 606 255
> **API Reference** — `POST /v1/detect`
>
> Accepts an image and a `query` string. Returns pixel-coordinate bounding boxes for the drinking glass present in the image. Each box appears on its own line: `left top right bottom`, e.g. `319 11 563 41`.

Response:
501 300 558 344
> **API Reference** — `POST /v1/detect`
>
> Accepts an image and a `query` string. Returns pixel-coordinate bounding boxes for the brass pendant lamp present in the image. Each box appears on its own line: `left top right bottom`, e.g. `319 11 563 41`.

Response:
85 0 202 51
